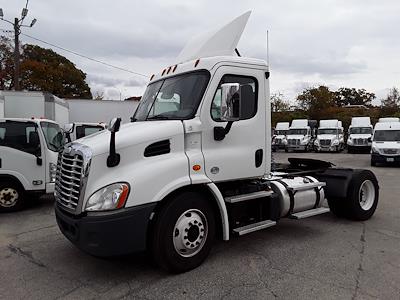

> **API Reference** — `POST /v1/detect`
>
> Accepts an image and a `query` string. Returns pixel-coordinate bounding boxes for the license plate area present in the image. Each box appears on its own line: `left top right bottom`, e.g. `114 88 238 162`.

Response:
386 158 394 162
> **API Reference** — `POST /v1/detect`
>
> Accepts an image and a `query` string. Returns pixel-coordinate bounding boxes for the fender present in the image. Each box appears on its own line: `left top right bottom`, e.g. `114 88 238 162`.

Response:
206 182 230 241
0 172 30 191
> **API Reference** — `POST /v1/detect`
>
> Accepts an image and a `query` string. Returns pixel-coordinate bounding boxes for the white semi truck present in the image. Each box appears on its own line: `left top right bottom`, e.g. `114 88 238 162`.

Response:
0 118 64 211
54 12 379 273
272 122 289 151
315 119 345 152
347 117 373 153
371 121 400 166
286 119 316 152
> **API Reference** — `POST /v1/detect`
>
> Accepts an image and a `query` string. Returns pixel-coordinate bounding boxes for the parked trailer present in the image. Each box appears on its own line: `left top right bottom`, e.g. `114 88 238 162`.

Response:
371 121 400 166
0 118 65 212
286 119 316 152
54 12 379 273
0 91 69 125
272 122 289 151
347 117 373 153
315 119 344 152
66 99 139 124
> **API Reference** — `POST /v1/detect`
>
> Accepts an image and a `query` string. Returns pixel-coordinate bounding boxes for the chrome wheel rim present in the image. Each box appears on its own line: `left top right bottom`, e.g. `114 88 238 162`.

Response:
359 180 375 211
0 188 19 208
173 209 208 258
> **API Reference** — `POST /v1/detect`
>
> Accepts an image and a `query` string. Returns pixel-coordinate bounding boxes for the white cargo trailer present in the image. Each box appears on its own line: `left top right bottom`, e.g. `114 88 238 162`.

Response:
0 91 69 125
66 99 138 124
54 12 379 273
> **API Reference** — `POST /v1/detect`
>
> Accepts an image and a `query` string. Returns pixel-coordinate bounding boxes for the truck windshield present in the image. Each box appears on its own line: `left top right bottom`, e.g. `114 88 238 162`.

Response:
133 70 210 121
40 122 64 152
318 128 338 135
349 127 372 134
275 130 288 135
288 129 307 135
373 130 400 142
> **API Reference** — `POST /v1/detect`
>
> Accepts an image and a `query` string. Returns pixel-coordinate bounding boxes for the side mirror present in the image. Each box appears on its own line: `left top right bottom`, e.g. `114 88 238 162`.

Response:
220 83 241 122
368 137 372 143
108 117 121 133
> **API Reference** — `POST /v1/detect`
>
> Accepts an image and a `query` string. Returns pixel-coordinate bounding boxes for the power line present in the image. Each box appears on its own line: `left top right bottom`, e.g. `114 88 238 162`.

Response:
21 32 149 78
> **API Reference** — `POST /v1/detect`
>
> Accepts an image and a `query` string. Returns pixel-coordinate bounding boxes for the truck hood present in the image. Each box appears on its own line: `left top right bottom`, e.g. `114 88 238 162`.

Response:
317 134 337 140
287 135 305 140
76 121 184 156
349 134 371 139
373 141 400 150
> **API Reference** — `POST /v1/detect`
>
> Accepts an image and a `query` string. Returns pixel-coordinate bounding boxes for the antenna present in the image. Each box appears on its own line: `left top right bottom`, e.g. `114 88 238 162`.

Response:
266 30 270 67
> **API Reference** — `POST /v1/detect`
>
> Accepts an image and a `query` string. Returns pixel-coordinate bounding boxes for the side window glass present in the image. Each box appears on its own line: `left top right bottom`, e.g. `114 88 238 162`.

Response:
211 75 258 121
0 121 40 155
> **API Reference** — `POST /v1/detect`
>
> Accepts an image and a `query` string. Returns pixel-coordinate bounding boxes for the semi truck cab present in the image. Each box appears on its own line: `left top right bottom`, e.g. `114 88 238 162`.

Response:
272 122 289 151
54 12 379 273
347 117 373 153
315 119 344 152
286 119 315 152
0 118 64 211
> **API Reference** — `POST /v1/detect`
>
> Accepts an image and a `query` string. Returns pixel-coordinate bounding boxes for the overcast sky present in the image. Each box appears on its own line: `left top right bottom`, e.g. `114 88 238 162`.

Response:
1 0 399 103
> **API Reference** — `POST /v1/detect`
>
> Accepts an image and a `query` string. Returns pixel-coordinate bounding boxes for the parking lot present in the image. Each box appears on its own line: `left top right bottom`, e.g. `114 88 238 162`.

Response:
0 152 399 300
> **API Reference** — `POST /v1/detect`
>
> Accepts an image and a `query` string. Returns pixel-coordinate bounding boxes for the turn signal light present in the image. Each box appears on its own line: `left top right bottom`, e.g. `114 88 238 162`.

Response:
193 165 201 171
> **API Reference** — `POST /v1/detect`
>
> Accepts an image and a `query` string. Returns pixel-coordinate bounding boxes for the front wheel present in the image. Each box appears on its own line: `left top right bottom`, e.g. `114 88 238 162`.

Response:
0 181 25 212
150 191 216 273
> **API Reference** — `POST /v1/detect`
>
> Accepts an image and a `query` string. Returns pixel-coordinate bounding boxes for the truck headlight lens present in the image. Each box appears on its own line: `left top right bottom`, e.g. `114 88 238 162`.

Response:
85 183 130 211
314 139 319 146
347 138 353 145
301 139 308 145
332 140 339 146
371 146 379 154
49 162 57 183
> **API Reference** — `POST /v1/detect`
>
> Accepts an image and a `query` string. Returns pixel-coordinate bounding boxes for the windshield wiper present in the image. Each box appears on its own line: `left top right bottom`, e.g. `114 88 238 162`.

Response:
146 115 170 120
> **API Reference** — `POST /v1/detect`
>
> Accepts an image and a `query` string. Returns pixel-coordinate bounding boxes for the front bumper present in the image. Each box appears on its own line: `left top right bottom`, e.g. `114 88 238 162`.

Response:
55 202 156 257
46 182 55 194
287 145 307 150
371 153 400 164
316 145 338 152
272 144 287 150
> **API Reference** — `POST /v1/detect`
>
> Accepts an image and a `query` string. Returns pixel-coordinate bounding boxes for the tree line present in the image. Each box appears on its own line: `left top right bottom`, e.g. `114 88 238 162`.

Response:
0 36 92 98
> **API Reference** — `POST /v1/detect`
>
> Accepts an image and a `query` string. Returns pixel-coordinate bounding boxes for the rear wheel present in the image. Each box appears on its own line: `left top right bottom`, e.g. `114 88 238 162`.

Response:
328 170 379 220
0 181 25 212
150 191 216 273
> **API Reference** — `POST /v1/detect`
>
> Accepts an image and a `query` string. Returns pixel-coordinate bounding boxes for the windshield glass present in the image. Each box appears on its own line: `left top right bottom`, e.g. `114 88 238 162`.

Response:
133 71 210 121
349 127 372 134
40 122 64 152
318 128 338 135
275 130 288 135
373 130 400 142
288 129 307 135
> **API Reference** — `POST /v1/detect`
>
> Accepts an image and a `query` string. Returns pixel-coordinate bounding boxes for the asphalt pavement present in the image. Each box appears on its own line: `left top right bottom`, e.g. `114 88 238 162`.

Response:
1 152 399 299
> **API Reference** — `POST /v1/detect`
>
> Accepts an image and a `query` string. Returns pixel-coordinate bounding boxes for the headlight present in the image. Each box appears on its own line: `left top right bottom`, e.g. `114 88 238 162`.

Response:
314 139 319 145
49 162 57 183
85 183 130 211
332 140 339 146
301 139 309 145
371 146 379 154
347 138 353 145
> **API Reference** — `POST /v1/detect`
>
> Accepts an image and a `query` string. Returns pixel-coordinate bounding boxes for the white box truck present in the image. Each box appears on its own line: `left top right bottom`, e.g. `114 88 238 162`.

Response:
347 117 373 153
0 118 65 211
378 117 400 123
371 121 400 166
272 122 289 151
54 12 379 273
315 119 345 152
0 91 69 125
286 119 315 152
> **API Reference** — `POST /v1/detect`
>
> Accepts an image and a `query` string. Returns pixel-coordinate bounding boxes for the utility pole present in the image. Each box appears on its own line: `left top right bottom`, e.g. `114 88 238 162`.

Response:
0 4 37 91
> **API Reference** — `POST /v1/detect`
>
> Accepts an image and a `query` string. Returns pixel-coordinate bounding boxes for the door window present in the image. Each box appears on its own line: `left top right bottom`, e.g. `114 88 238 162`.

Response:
76 125 105 139
211 75 258 121
0 121 41 156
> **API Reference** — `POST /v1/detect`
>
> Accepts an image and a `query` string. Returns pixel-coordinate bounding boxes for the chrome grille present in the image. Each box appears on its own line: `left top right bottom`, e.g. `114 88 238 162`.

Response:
288 139 300 146
55 151 83 211
320 139 331 146
354 138 368 145
383 149 398 155
274 138 282 144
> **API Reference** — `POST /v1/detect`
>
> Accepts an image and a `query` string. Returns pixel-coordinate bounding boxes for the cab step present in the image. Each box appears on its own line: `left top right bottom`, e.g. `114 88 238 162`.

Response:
233 220 276 236
224 190 274 203
289 207 330 219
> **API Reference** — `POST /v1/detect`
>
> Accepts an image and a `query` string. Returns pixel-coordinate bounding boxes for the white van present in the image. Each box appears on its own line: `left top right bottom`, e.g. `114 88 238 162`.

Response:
0 118 64 211
371 122 400 166
315 119 344 152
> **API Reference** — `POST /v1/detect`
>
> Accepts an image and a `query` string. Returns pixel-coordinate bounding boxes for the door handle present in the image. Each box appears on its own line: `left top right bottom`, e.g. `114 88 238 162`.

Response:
255 149 263 168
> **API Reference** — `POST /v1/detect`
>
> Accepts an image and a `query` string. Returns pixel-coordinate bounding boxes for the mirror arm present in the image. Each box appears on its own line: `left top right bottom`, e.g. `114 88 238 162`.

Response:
107 131 120 167
214 121 234 141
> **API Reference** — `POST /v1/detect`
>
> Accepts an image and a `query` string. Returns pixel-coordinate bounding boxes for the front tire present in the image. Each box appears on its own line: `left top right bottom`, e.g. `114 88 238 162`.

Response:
150 191 216 273
0 181 25 212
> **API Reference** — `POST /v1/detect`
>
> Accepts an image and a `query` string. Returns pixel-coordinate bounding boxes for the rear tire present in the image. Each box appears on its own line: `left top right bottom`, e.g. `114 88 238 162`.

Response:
328 170 379 220
150 191 216 273
0 181 25 212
